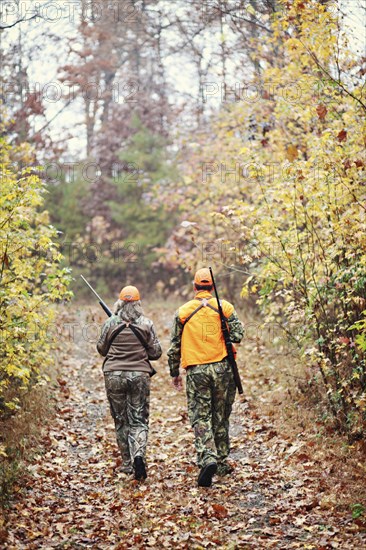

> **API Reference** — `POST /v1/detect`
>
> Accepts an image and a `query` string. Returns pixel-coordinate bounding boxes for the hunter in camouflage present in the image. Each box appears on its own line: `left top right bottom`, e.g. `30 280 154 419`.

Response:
186 361 236 470
104 371 150 471
97 285 162 481
168 268 244 487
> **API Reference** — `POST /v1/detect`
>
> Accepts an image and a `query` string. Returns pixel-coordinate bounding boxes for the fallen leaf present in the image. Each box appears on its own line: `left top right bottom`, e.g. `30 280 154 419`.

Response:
211 504 228 519
316 104 327 119
286 144 298 161
337 129 347 142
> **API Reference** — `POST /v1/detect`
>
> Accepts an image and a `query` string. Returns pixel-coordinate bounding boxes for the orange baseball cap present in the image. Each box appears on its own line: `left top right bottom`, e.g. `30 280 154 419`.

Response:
119 285 140 302
194 268 213 285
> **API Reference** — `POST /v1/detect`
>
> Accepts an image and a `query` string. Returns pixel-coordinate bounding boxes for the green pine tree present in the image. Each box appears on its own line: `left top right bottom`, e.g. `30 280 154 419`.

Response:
109 117 178 284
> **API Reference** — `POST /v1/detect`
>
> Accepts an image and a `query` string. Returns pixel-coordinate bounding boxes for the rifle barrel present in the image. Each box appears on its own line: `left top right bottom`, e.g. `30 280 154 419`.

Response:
80 275 112 317
80 275 104 302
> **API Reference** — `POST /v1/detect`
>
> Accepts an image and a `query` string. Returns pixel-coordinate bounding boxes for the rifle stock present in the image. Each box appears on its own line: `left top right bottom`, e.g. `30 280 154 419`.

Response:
209 267 243 395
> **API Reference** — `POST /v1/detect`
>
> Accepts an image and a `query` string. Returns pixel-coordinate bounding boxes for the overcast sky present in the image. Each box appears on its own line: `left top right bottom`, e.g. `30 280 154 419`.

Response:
1 0 365 159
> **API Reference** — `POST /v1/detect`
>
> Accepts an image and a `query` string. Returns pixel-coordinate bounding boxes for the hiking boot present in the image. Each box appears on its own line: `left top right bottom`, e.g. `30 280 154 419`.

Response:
197 462 217 487
217 461 234 476
133 456 147 481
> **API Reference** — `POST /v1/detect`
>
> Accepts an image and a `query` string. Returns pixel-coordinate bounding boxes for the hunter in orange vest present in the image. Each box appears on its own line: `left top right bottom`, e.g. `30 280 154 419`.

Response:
167 268 244 487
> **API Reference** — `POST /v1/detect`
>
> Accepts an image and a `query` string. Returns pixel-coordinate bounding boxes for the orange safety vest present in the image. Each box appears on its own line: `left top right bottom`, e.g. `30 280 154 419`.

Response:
178 290 234 369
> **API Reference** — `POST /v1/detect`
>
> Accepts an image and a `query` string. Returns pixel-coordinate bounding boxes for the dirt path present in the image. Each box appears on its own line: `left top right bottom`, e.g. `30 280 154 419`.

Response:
3 304 366 549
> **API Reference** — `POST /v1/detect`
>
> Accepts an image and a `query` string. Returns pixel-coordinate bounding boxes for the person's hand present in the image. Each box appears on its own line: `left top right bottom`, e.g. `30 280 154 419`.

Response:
172 375 183 391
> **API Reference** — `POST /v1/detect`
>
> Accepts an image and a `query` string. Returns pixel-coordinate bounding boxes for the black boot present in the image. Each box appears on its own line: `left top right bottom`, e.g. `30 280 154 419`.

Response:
134 456 147 481
198 462 217 487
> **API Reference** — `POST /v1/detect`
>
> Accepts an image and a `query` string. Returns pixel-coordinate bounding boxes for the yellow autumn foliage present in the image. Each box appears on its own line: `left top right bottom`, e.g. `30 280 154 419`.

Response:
0 137 72 417
169 0 366 435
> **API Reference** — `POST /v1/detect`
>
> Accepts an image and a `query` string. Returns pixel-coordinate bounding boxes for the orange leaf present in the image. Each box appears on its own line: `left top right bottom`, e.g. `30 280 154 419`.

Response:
1 252 9 268
337 129 347 142
211 504 228 519
316 104 327 120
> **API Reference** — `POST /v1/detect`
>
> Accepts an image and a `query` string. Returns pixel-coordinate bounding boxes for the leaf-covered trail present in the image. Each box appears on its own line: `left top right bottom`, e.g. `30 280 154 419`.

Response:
3 304 365 549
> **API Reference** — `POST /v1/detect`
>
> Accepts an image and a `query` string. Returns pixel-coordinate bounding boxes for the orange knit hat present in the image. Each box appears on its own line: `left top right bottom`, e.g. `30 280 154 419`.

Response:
119 285 140 302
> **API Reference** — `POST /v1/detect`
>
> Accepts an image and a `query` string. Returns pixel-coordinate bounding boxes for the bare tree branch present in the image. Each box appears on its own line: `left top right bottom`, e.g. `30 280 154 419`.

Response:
0 14 38 30
30 98 73 139
0 1 65 30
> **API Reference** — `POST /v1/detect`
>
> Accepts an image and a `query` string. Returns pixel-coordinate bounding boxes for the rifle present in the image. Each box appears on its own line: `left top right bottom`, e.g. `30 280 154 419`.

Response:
209 267 243 395
80 275 112 317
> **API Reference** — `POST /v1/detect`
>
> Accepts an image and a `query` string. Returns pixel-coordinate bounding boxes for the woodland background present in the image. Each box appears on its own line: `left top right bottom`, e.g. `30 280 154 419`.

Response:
0 0 366 535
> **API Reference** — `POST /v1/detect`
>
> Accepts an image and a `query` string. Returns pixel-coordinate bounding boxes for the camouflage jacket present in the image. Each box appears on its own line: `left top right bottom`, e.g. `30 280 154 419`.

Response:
167 294 244 378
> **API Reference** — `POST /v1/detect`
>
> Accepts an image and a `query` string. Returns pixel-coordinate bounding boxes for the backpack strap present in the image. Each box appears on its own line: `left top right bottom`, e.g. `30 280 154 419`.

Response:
104 322 157 378
129 324 148 349
102 323 126 366
107 322 148 352
106 323 127 353
206 302 220 314
182 298 221 326
129 324 158 378
183 302 204 325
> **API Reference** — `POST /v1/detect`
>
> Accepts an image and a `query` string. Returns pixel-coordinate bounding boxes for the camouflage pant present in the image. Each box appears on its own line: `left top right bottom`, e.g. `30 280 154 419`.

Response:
104 371 150 469
186 359 236 468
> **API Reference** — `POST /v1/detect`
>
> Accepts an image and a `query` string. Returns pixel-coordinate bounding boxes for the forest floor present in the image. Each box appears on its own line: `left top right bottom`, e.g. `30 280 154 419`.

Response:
1 301 366 549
